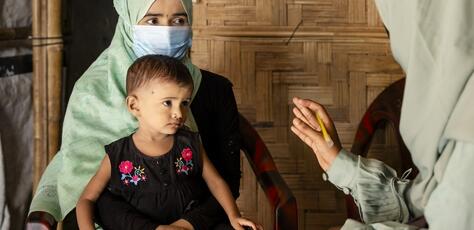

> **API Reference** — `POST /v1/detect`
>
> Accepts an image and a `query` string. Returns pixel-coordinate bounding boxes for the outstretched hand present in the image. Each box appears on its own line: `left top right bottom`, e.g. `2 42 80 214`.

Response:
291 97 342 171
230 216 263 230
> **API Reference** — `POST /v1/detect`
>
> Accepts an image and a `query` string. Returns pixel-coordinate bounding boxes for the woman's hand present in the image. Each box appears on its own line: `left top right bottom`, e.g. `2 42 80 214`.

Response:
230 216 263 230
291 97 342 171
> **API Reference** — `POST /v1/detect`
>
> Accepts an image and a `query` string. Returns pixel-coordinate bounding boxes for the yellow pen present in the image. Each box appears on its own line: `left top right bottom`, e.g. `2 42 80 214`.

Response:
316 113 334 147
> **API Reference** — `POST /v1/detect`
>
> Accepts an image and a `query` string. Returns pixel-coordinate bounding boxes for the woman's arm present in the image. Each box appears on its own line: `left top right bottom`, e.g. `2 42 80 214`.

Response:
191 71 241 196
76 155 111 230
292 97 413 226
201 146 259 230
182 71 241 229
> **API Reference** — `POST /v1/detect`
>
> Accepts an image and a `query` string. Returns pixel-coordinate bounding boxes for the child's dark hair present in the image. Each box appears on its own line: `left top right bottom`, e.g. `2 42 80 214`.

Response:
126 55 194 95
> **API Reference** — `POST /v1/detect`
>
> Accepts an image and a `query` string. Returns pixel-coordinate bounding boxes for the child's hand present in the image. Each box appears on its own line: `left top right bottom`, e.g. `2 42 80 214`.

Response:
230 217 263 230
156 225 191 230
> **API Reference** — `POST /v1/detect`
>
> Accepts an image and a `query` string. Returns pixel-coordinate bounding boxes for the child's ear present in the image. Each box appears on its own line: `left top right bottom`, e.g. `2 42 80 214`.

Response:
126 95 140 116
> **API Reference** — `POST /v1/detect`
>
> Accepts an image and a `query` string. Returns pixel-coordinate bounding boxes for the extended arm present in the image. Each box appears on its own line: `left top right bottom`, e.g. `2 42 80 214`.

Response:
76 155 111 230
201 146 259 230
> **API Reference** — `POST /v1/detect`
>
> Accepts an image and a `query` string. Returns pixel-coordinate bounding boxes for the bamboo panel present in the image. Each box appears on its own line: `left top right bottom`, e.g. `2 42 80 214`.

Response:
255 0 273 25
256 52 305 71
192 0 404 229
237 153 258 211
240 51 256 106
257 186 274 230
303 42 317 73
210 40 225 75
317 42 332 64
193 26 388 38
349 55 402 73
349 72 367 124
273 72 319 85
287 86 334 106
287 4 302 26
207 5 256 21
348 0 366 23
302 1 348 24
225 41 242 88
255 71 272 122
367 0 384 27
317 63 331 85
32 0 63 192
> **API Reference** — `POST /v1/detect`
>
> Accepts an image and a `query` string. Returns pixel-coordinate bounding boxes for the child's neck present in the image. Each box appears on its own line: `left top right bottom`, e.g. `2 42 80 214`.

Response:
132 129 174 157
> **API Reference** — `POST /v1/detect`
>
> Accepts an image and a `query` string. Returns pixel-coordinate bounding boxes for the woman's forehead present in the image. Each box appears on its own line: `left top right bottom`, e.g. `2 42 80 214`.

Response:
146 0 186 14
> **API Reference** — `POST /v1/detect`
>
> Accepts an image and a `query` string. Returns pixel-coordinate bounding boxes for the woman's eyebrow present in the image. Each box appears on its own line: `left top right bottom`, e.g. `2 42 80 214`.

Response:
143 12 188 17
173 12 188 17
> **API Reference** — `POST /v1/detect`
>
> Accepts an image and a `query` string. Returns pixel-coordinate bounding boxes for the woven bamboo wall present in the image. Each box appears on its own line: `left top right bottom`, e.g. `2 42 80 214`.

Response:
190 0 405 229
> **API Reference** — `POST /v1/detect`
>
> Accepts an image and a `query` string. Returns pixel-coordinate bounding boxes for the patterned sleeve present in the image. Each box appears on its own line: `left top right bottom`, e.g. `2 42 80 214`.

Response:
326 149 411 224
329 141 474 230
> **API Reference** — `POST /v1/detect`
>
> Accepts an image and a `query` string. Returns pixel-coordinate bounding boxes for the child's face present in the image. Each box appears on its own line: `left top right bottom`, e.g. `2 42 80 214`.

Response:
128 79 192 137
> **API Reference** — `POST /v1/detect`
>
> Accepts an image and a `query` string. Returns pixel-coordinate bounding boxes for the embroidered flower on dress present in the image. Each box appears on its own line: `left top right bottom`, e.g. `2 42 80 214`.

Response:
181 148 193 161
119 161 146 186
119 161 133 174
175 147 194 175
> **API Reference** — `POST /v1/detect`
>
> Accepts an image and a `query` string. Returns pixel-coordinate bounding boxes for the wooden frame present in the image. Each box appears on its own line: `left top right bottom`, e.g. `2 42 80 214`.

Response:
32 0 63 191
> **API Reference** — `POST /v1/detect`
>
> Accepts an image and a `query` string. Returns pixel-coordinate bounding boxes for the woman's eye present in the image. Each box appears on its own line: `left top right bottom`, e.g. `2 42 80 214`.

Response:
146 18 159 25
163 101 172 107
172 17 187 26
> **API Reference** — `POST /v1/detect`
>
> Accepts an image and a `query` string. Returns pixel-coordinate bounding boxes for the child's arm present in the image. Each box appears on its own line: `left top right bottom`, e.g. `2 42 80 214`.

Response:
201 145 261 230
76 155 111 230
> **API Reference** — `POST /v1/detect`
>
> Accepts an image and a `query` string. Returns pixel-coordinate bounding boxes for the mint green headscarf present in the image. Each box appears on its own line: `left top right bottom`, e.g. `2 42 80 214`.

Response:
29 0 201 220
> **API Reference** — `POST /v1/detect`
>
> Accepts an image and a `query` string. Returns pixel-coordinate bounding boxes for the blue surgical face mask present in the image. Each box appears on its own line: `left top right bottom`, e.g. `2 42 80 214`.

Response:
132 25 192 60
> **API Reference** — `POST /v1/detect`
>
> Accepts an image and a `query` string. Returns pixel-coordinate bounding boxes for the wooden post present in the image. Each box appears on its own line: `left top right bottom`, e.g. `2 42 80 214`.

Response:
32 0 63 192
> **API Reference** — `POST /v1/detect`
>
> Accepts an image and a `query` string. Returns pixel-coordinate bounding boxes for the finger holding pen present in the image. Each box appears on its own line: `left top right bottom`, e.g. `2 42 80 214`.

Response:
291 97 342 171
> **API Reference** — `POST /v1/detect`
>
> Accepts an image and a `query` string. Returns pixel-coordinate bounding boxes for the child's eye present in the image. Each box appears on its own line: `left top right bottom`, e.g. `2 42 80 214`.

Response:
162 100 172 107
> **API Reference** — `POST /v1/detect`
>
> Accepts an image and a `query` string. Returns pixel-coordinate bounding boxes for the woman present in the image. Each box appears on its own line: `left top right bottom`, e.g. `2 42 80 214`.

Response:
29 0 241 229
291 0 474 229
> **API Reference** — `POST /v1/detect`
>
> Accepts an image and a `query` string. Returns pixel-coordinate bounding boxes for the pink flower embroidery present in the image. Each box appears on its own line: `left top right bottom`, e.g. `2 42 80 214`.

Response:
132 175 139 182
175 147 194 175
181 148 193 161
119 161 133 174
119 161 146 186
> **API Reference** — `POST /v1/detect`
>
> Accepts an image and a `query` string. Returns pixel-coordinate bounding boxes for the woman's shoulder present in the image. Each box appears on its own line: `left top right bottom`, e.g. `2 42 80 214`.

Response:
72 52 110 91
200 69 233 88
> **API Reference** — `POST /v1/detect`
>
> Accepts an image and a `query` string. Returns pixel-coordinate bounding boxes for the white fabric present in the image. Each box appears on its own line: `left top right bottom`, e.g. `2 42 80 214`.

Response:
0 135 11 230
0 0 31 28
374 0 474 218
326 0 474 228
0 73 33 230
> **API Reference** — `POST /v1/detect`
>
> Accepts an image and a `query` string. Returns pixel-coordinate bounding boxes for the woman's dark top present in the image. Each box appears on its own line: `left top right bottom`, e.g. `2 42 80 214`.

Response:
96 70 241 230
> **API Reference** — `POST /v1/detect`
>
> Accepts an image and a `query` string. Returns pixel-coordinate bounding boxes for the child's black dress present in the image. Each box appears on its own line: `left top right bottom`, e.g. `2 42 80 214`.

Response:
104 128 208 225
